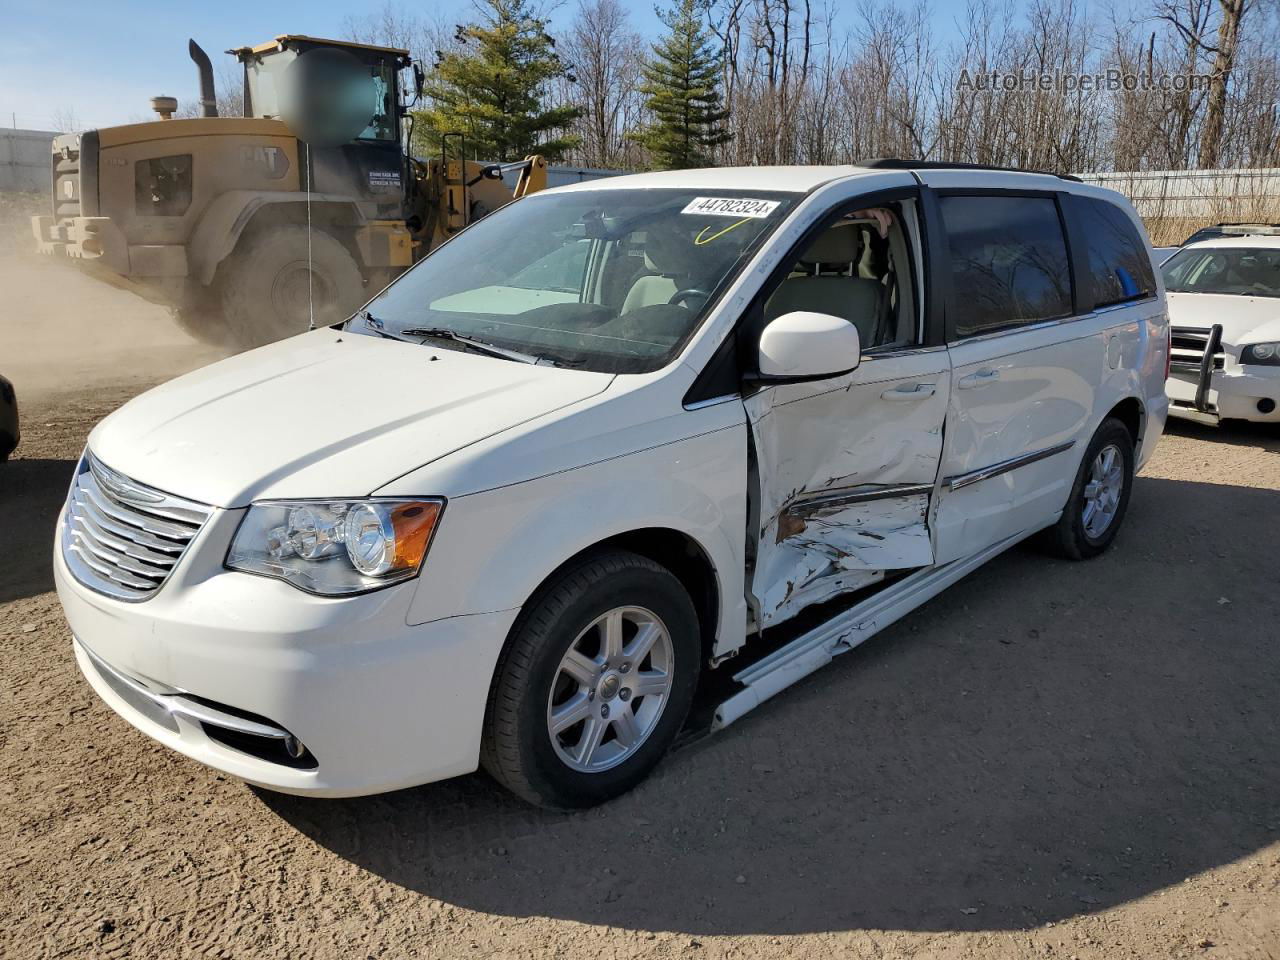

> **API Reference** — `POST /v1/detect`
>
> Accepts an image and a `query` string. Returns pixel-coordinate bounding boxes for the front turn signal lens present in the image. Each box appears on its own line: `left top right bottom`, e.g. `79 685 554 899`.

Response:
344 500 442 577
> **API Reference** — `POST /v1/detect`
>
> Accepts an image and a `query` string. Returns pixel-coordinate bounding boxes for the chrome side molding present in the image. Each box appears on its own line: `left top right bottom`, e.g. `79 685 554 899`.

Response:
944 440 1076 492
786 482 934 513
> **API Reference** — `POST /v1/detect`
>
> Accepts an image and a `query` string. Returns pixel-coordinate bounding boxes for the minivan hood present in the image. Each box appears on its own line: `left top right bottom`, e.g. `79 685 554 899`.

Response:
89 329 613 507
1167 292 1280 345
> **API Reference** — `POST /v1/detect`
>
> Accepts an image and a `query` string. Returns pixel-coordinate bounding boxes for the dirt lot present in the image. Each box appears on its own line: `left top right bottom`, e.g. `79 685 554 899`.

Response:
1 250 1278 959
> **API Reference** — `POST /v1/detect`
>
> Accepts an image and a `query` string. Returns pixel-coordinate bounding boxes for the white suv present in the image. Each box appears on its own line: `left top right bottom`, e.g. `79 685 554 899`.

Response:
1162 235 1280 423
55 163 1169 808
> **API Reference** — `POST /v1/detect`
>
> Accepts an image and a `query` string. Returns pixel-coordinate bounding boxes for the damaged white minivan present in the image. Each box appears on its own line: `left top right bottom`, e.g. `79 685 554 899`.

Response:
56 162 1170 808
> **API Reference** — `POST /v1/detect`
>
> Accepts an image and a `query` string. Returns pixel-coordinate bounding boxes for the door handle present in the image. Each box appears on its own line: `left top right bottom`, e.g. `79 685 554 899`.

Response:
881 382 937 401
957 368 1001 389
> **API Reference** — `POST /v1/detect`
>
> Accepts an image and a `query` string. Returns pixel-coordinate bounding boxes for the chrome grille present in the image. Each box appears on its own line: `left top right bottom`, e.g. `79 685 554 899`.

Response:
61 453 212 601
1171 325 1226 372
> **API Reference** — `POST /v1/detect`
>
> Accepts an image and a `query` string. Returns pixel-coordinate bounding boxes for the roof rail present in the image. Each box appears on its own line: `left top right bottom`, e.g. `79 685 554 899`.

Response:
860 158 1084 183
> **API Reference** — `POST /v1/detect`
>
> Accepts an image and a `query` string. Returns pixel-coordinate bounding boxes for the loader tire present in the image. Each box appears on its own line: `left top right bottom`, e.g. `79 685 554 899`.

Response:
219 225 365 349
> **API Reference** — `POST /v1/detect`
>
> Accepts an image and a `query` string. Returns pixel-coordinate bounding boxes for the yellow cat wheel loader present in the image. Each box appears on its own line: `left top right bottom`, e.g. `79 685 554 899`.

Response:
31 35 549 347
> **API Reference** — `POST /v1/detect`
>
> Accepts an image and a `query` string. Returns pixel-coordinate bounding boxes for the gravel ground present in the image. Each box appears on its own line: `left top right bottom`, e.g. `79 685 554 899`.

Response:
1 253 1278 959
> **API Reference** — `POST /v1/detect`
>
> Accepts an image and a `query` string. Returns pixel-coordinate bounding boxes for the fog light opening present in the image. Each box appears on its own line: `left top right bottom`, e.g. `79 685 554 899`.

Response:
1256 398 1276 415
283 735 307 759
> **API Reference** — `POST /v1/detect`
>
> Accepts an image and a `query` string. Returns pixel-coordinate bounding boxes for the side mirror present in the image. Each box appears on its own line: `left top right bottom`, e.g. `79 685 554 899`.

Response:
756 311 861 381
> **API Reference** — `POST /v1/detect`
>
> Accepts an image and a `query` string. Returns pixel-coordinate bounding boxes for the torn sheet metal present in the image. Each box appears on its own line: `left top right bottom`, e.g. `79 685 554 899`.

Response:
753 492 932 625
744 360 948 627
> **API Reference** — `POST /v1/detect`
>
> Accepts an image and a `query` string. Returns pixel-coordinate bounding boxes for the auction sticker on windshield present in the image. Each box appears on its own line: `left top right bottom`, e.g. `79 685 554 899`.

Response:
681 197 782 218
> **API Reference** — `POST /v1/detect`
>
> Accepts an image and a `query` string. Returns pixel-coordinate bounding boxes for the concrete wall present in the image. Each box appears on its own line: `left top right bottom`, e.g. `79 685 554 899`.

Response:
0 128 56 193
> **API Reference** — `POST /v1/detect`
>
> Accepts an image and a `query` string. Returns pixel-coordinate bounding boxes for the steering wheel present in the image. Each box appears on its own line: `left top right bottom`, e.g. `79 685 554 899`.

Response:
669 288 710 308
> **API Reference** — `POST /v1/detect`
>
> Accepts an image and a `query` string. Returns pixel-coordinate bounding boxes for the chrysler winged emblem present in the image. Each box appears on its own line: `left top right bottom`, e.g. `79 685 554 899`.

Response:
92 459 165 505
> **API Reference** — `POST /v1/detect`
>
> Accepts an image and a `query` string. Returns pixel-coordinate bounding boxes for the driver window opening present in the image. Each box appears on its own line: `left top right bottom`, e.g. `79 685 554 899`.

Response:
763 202 920 351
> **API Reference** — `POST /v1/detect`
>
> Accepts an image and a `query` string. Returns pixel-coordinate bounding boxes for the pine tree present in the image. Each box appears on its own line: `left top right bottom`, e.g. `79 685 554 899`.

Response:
635 0 731 169
416 0 581 161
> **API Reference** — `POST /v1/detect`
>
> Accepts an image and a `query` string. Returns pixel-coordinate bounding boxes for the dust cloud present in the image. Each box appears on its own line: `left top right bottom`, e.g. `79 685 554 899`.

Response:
0 193 227 404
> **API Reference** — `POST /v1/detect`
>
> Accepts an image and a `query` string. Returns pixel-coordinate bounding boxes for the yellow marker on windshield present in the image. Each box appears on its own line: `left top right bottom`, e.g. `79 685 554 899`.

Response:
695 217 752 245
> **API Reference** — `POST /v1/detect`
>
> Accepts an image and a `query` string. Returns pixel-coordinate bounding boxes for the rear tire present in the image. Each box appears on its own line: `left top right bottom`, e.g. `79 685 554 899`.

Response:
219 225 365 349
481 550 701 810
1040 417 1135 560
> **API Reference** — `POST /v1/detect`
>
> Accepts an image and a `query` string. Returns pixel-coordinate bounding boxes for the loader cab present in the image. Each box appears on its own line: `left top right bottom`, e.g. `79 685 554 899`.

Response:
231 35 415 217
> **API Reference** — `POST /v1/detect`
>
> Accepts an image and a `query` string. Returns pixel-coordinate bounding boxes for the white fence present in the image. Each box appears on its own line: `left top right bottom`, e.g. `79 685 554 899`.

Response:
1077 168 1280 222
0 128 55 193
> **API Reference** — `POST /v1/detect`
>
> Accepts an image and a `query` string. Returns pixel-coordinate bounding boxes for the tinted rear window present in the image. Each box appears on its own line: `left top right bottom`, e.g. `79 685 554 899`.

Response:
1072 196 1156 308
939 195 1073 338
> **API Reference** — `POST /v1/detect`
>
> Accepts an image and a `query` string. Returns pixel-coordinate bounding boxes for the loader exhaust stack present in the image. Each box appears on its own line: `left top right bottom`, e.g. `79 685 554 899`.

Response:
188 39 218 118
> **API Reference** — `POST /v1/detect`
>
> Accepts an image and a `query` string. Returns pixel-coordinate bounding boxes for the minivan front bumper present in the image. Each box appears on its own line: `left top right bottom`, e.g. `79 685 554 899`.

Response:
55 521 518 797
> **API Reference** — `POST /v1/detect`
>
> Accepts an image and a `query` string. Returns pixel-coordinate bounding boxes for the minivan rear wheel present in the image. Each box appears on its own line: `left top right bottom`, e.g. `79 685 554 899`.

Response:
481 550 701 809
1041 417 1135 560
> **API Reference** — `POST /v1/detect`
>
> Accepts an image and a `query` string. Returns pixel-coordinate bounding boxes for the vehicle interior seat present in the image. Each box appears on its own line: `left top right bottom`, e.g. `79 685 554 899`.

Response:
621 226 699 315
764 225 884 344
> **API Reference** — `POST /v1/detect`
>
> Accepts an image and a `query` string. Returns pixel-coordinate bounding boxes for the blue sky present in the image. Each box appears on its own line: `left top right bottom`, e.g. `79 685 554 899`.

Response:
1 0 981 132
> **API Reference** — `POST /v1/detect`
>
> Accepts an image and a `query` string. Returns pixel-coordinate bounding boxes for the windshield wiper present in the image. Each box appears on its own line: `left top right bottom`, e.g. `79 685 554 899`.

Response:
357 310 411 342
399 327 541 364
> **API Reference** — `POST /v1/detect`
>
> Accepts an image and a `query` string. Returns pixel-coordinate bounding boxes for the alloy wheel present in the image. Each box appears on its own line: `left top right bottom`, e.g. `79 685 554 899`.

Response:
546 605 675 773
1082 443 1124 539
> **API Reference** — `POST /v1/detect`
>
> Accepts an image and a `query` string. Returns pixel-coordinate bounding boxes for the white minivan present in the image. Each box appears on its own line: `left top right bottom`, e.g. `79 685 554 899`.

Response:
55 162 1170 808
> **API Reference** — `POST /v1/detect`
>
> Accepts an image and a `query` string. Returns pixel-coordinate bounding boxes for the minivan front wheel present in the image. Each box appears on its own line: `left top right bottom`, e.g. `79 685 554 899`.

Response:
1043 417 1135 559
481 550 701 809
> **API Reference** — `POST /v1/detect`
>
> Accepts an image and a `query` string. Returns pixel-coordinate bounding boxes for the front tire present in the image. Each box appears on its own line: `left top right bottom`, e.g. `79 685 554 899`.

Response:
219 224 365 349
481 550 701 809
1041 417 1135 559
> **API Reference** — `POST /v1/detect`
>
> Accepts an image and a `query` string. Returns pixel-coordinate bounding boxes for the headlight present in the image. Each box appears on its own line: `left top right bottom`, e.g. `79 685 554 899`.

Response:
1241 341 1280 366
226 498 444 596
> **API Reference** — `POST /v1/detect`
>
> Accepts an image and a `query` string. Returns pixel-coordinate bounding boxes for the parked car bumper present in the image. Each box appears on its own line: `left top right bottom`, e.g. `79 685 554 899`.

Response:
1166 367 1280 423
54 523 518 797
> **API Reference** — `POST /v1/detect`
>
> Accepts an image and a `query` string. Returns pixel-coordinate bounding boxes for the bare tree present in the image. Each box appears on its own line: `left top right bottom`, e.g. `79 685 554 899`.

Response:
556 0 645 167
48 106 81 134
341 1 460 67
1156 0 1254 167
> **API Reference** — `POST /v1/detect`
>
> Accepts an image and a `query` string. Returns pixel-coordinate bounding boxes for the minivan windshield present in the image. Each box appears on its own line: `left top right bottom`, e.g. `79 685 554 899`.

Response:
1162 246 1280 298
350 188 797 373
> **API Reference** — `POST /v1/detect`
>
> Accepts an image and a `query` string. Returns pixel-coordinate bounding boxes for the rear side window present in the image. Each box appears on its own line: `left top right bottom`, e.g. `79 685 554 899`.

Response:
939 195 1073 338
1071 196 1156 308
